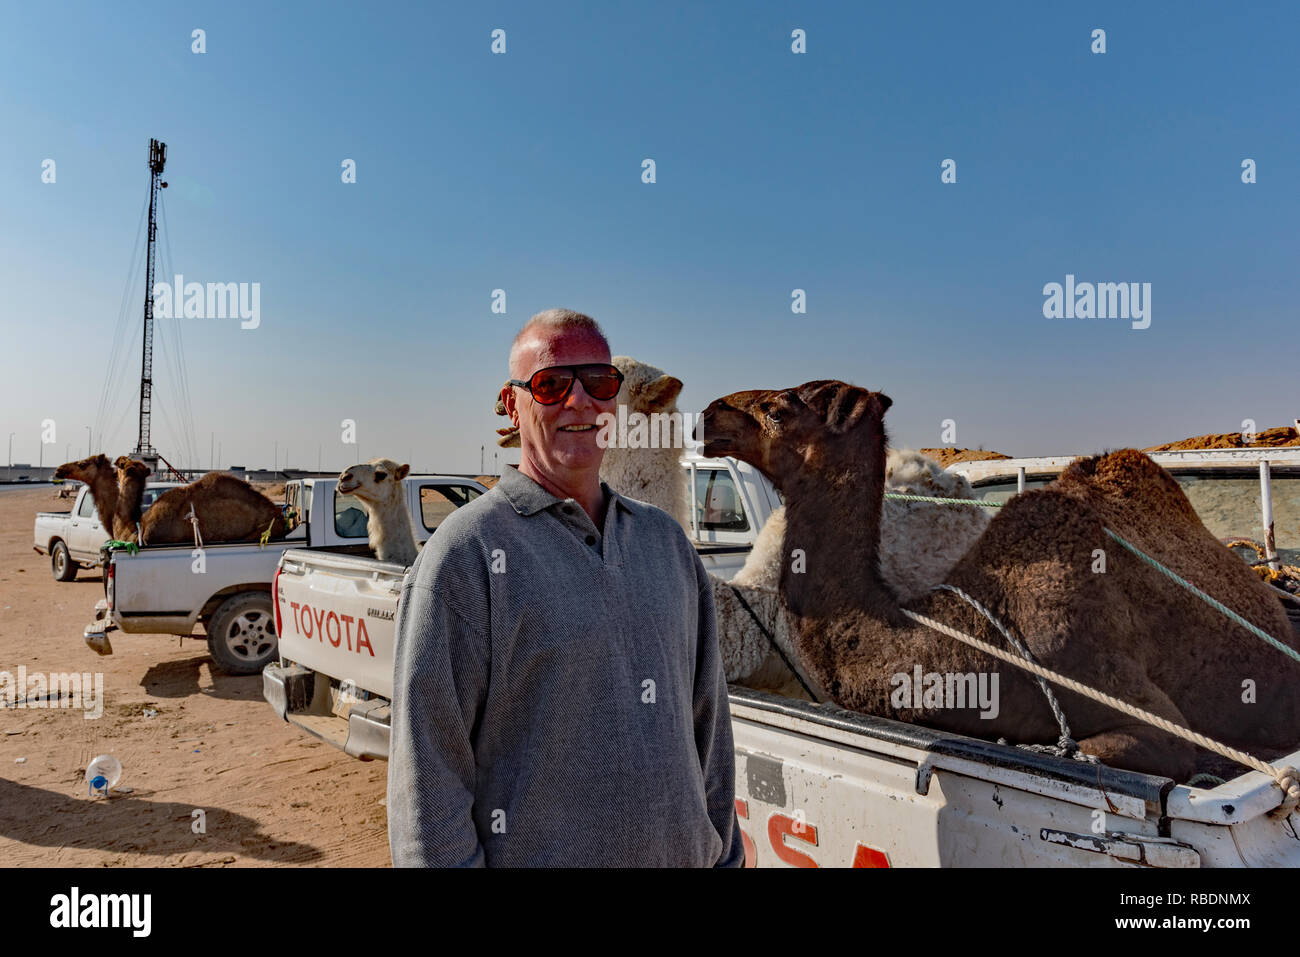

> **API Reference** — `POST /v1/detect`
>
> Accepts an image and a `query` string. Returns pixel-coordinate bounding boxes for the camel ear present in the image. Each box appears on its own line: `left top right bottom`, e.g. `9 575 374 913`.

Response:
799 381 886 435
641 374 682 411
396 463 410 481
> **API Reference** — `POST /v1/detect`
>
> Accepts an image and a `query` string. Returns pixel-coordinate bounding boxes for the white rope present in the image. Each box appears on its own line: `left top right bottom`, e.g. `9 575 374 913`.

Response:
187 504 203 551
900 603 1300 813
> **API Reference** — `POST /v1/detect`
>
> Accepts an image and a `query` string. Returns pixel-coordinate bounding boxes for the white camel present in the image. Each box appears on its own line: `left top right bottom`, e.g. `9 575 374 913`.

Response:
337 458 419 566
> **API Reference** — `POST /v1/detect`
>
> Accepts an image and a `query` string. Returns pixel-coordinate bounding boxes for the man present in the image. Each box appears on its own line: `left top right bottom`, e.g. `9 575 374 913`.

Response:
387 308 743 867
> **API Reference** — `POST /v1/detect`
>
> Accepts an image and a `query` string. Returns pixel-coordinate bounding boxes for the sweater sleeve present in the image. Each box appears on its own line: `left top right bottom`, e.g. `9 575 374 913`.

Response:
387 560 491 868
691 551 745 868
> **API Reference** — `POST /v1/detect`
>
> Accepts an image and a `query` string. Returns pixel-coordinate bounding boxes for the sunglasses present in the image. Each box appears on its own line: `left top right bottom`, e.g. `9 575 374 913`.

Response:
507 363 624 405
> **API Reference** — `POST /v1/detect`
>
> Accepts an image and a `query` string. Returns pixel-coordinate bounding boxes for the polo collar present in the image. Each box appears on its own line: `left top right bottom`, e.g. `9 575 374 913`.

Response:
497 465 632 518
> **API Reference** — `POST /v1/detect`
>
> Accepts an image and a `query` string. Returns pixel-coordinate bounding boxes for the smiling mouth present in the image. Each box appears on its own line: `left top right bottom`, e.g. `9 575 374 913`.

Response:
558 424 597 432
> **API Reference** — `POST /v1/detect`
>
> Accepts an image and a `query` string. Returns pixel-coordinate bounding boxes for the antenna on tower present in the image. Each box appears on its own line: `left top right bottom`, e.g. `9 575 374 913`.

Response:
133 138 167 466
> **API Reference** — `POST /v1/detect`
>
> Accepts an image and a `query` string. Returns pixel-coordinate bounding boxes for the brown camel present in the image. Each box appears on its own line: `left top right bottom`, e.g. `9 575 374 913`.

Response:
53 455 119 532
701 380 1300 780
112 456 151 543
137 472 288 545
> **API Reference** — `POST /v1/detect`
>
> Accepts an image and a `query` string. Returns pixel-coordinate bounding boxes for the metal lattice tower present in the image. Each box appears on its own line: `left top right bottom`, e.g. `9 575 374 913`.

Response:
133 138 166 459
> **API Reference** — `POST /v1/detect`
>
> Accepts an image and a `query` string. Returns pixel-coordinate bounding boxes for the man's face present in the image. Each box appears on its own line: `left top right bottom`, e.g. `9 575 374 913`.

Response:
504 330 615 480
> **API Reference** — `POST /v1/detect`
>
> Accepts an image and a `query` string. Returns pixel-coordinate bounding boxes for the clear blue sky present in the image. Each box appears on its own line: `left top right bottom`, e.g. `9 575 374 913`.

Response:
2 1 1296 472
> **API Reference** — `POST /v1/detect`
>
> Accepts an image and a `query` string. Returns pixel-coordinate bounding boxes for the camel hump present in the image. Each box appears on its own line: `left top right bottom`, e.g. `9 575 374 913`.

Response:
955 485 1107 581
1057 449 1198 523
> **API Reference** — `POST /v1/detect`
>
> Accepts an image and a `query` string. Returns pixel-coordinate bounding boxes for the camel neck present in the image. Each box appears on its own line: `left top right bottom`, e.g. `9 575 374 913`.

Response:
88 472 119 524
780 466 897 620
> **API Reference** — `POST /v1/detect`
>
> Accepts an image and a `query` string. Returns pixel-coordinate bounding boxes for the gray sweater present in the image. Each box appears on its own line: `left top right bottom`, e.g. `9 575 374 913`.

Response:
387 464 744 867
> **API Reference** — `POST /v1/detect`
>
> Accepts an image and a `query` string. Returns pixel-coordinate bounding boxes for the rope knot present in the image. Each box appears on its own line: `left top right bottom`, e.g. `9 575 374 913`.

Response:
1271 766 1300 817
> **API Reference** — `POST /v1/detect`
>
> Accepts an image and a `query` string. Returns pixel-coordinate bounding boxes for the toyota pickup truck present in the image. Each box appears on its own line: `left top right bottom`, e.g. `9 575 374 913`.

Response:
264 452 780 758
268 448 1300 866
87 474 486 675
34 482 179 581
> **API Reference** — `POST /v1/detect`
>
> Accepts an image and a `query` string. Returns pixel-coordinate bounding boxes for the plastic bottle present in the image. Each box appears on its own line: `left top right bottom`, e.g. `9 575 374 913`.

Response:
85 754 122 797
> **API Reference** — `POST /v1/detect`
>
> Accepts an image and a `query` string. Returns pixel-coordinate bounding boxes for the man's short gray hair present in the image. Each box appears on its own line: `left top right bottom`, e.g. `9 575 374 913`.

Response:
509 309 610 376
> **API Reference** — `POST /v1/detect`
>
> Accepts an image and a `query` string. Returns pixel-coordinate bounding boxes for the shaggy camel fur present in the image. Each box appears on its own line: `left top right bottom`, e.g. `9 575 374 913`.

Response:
718 450 990 700
702 379 1300 780
338 459 418 565
53 455 119 532
496 356 690 529
112 456 151 543
735 451 990 601
138 472 287 545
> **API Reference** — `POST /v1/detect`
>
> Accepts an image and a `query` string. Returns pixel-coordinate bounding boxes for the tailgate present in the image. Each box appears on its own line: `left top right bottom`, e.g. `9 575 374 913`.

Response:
274 549 405 699
728 688 1186 868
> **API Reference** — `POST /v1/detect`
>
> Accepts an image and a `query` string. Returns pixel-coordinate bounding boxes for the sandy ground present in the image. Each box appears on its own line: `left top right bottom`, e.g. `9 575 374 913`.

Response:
0 486 390 867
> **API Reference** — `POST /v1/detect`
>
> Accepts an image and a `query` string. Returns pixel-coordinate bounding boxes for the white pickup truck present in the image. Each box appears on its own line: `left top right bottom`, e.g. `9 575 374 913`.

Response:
87 474 486 675
268 448 1300 866
34 482 178 581
264 452 779 757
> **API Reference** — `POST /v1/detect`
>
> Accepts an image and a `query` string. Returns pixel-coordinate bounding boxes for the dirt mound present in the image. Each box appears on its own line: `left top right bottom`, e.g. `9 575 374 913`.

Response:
252 482 286 503
920 448 1011 468
474 475 499 489
1145 425 1300 453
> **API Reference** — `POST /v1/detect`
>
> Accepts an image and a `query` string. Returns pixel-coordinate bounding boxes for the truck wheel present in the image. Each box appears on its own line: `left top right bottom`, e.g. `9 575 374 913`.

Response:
206 592 278 675
51 541 77 582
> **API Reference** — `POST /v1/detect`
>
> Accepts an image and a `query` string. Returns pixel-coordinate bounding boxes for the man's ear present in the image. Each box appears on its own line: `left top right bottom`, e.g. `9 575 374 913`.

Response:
500 385 519 420
396 463 410 481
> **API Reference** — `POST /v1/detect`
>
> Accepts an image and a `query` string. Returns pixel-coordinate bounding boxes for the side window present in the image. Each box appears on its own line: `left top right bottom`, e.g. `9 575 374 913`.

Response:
420 485 481 534
141 488 162 509
695 469 749 532
334 492 370 539
77 490 97 519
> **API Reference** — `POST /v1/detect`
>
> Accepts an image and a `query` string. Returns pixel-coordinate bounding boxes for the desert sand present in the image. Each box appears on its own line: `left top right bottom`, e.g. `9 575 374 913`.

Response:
0 486 390 867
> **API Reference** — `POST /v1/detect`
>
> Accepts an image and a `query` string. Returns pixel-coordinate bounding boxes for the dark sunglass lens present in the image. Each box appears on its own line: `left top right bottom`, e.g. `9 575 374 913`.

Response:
530 368 573 403
580 369 621 400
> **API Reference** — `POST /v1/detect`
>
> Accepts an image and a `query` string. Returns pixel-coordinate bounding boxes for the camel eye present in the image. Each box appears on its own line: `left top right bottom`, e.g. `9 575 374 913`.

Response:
375 471 387 481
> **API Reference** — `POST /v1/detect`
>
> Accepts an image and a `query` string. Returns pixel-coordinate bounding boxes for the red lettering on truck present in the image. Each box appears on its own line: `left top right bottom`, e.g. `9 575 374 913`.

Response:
355 617 375 657
767 812 819 868
734 798 757 868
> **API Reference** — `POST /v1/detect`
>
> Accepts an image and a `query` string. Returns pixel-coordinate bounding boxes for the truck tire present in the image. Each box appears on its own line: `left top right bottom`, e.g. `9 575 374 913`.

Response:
51 541 77 582
206 592 278 675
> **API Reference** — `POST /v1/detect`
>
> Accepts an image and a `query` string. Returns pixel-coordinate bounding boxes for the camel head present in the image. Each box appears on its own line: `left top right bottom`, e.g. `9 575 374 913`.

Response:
338 458 410 505
114 456 151 483
700 379 893 491
54 453 113 484
493 356 684 451
611 355 683 415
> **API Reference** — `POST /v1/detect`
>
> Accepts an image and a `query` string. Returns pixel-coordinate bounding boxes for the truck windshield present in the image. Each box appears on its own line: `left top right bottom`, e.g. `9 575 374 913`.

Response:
695 468 749 532
334 494 369 539
419 485 482 534
1176 473 1300 566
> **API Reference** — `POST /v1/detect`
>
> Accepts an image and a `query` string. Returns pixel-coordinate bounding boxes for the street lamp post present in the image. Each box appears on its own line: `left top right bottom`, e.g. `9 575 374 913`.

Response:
7 432 13 482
